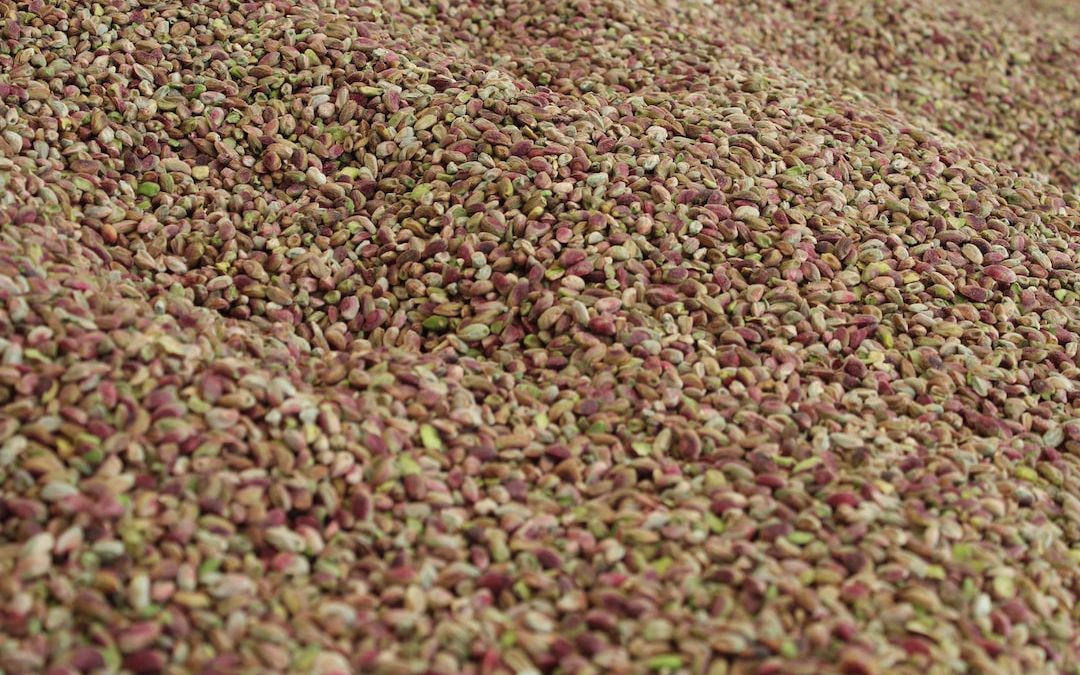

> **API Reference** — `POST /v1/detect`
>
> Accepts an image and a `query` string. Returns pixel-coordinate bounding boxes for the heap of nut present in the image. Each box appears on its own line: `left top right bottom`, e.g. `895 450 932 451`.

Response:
0 0 1078 673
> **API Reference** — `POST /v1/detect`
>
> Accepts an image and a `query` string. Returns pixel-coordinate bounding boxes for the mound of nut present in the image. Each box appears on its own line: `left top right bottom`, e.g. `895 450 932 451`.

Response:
0 0 1079 673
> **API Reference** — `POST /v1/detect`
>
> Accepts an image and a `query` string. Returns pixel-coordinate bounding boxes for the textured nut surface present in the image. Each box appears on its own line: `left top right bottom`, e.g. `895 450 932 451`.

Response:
0 0 1079 673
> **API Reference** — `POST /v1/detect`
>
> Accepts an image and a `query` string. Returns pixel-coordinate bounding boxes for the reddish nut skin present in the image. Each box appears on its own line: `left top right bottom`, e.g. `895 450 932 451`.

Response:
65 649 101 673
122 651 166 675
984 264 1017 284
199 654 241 675
827 492 861 508
839 649 880 675
899 637 933 657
